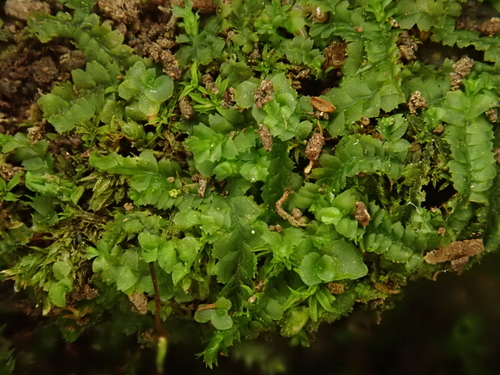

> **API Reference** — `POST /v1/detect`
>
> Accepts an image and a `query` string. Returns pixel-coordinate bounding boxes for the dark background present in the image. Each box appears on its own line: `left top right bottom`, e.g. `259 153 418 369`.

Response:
2 250 500 375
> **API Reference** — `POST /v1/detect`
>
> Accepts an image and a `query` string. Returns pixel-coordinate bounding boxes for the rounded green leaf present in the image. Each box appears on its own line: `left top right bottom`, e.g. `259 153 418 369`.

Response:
281 306 309 337
38 93 70 117
137 96 160 117
316 255 336 282
332 189 356 212
194 308 214 323
211 310 233 330
145 75 174 102
323 240 368 281
298 252 322 286
318 207 342 225
138 232 159 263
263 298 283 320
118 77 141 101
53 260 72 280
335 217 359 239
214 297 232 310
157 241 178 273
116 267 139 292
235 80 259 108
72 69 96 90
48 279 72 307
171 262 190 285
178 236 199 264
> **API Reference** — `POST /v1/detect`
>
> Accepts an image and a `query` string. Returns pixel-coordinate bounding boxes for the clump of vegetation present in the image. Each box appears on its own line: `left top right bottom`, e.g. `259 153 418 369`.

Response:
1 0 499 372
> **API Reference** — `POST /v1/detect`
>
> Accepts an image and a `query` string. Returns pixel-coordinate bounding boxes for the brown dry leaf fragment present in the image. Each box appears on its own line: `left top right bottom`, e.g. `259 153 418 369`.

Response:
311 97 336 113
305 132 325 161
257 124 273 152
424 238 484 267
129 292 148 314
254 80 274 109
407 91 427 115
354 201 371 227
433 123 444 134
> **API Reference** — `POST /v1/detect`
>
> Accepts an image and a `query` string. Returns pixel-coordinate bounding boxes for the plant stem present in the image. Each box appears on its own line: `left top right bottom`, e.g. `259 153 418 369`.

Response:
149 262 167 374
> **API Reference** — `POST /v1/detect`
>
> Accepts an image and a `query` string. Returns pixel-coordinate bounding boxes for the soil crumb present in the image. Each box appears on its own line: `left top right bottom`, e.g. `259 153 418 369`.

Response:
398 30 419 61
479 17 500 36
4 0 50 20
254 79 274 109
450 56 474 90
97 0 141 25
408 91 427 114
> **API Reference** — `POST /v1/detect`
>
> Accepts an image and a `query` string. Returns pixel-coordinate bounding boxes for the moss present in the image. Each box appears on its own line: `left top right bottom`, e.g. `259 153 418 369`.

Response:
1 0 500 371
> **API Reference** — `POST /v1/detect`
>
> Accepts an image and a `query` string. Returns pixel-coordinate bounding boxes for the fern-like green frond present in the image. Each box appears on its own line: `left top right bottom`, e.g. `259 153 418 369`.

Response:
37 61 112 133
441 77 498 203
89 150 188 210
28 5 142 133
311 134 409 193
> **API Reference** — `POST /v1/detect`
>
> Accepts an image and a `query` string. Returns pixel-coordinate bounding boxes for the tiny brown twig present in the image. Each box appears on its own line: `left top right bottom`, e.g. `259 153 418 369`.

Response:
275 190 305 227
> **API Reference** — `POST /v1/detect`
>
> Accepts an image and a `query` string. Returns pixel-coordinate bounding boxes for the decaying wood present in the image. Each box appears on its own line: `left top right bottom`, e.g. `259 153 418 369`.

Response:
424 238 484 271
